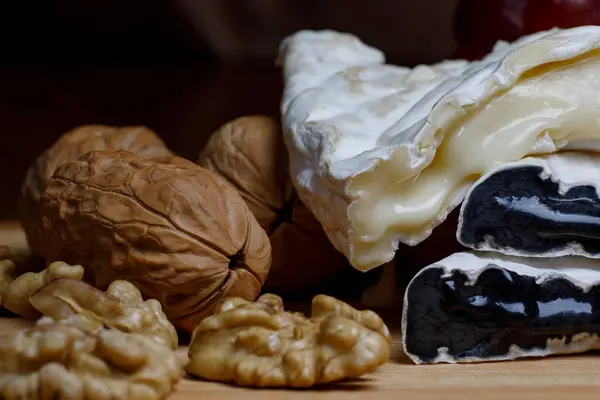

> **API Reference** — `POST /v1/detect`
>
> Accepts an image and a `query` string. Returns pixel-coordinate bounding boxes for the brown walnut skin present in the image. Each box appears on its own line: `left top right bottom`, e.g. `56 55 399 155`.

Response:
186 293 391 388
19 124 172 257
30 278 179 350
0 316 183 400
1 261 85 319
198 116 349 295
34 150 272 332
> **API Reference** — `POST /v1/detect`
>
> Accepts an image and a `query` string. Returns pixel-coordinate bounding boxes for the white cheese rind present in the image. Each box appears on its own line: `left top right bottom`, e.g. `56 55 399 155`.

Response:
410 334 600 365
279 26 600 271
458 151 600 257
401 251 600 364
422 251 600 289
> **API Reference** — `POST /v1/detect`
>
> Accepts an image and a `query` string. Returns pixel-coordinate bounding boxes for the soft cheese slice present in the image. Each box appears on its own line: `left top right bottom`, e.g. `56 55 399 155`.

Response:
458 151 600 258
279 26 600 271
402 251 600 364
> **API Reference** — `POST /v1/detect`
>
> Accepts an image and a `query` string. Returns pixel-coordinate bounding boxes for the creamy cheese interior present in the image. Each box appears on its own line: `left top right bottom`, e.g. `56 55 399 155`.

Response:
349 50 600 268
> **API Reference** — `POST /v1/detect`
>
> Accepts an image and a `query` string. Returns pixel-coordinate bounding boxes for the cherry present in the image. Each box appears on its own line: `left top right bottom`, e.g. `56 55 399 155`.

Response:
454 0 526 60
523 0 600 33
453 0 600 60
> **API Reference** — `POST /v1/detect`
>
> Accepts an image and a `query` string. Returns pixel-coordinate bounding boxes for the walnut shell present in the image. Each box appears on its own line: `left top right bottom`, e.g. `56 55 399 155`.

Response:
19 125 172 256
23 125 172 204
34 150 271 332
198 116 349 295
18 125 171 253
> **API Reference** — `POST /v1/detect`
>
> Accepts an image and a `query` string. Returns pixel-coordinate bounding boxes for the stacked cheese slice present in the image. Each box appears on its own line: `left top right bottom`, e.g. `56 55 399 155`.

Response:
278 27 600 363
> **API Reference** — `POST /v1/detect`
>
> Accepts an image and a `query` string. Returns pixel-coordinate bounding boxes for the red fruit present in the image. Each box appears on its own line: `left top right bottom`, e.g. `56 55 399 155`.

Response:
453 0 600 60
453 0 526 60
523 0 600 33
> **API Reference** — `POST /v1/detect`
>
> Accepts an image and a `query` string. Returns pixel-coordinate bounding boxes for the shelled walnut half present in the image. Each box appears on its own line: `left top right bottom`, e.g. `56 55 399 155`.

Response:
30 278 178 350
34 150 272 332
0 316 182 400
19 124 172 255
1 260 84 318
198 116 349 295
186 293 391 388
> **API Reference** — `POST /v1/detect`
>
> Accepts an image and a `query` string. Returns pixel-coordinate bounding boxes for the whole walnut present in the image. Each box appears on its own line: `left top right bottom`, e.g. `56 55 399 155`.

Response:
34 150 271 332
19 125 172 256
198 116 349 295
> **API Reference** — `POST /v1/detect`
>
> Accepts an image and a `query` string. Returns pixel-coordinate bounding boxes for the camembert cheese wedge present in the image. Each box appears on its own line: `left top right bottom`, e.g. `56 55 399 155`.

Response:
279 26 600 270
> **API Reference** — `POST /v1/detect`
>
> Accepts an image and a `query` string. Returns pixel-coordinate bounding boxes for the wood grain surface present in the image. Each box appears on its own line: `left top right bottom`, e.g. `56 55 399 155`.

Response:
2 223 600 399
1 318 600 400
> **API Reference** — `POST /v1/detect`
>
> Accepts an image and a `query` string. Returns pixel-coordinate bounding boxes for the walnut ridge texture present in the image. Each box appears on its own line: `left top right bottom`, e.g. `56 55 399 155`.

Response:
0 316 182 400
19 124 172 256
34 150 272 332
186 293 391 387
29 278 178 350
1 261 85 319
198 116 349 294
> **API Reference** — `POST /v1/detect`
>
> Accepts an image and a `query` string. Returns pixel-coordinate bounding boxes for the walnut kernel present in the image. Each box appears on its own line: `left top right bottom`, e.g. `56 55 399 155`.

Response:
30 278 178 350
186 293 391 387
1 261 84 318
0 316 182 400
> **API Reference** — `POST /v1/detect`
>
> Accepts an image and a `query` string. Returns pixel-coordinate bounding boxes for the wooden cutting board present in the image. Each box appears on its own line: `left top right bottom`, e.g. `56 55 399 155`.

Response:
2 221 600 399
2 317 600 400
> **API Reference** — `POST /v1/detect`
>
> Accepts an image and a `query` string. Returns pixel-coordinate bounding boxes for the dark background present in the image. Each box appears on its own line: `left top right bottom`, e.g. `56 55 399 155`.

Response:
0 0 461 219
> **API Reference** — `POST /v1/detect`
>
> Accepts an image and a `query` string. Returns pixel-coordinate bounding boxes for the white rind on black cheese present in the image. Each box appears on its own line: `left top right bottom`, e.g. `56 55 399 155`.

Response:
458 151 600 258
279 26 600 271
402 251 600 364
